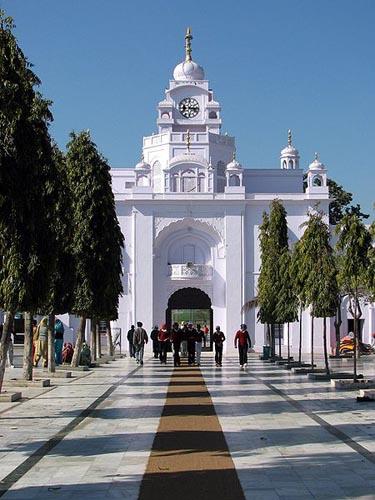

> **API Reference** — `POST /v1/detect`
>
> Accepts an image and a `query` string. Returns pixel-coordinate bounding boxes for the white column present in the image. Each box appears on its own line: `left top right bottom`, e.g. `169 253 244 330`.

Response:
225 208 244 353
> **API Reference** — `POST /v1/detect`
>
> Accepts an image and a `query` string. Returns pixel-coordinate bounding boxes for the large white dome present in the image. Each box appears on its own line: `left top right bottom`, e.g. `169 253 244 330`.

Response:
173 59 205 81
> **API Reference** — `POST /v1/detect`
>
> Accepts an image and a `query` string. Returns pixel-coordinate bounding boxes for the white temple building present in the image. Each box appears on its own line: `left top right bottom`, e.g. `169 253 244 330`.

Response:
109 29 374 353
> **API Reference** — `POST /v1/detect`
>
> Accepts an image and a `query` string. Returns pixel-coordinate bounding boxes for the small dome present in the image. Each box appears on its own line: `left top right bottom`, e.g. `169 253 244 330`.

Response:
135 156 151 170
280 129 299 157
226 152 242 171
308 153 325 171
173 28 205 81
173 60 205 81
280 144 299 157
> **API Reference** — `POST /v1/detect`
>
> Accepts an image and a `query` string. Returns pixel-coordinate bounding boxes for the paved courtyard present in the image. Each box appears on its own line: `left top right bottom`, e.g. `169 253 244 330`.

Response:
0 352 374 499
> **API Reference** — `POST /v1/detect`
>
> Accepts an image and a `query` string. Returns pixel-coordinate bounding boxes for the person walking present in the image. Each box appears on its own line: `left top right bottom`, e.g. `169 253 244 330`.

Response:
203 324 209 348
158 324 170 364
133 322 148 365
171 322 182 367
180 322 188 357
54 319 64 365
195 327 205 366
150 325 160 359
32 319 38 361
234 324 251 369
186 322 197 366
127 325 135 358
213 326 225 367
34 317 49 368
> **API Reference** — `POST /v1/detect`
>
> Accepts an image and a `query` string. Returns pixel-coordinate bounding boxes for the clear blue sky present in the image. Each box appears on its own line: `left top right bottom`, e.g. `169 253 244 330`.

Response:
3 0 374 215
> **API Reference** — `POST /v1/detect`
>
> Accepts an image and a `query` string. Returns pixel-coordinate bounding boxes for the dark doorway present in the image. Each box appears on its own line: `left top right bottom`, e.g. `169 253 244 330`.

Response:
166 288 213 351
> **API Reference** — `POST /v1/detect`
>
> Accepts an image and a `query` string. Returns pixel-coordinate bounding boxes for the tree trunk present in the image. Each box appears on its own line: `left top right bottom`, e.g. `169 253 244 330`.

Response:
71 316 86 367
334 302 342 358
23 312 33 381
311 315 314 370
97 322 102 359
278 324 282 359
107 320 114 357
323 317 330 376
91 318 97 361
298 304 303 364
287 323 290 361
0 312 14 393
48 314 56 373
353 297 358 383
270 324 275 359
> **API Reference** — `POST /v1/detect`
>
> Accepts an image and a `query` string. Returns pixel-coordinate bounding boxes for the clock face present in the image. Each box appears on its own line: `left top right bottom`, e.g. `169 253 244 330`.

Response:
179 98 200 118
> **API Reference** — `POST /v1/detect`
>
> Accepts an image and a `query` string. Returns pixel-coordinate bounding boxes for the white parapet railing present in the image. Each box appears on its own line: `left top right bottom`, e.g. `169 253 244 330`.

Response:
168 263 213 280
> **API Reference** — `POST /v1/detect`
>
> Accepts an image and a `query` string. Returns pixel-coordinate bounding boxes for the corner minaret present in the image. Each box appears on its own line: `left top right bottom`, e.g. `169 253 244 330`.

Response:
306 152 328 194
280 129 300 169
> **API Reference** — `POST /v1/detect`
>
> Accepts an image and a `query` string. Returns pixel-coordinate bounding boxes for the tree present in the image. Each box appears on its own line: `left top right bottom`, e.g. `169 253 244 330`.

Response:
39 145 74 373
298 212 339 374
66 131 124 367
275 251 299 362
290 240 310 364
327 179 353 225
0 11 56 387
336 213 372 381
256 200 289 359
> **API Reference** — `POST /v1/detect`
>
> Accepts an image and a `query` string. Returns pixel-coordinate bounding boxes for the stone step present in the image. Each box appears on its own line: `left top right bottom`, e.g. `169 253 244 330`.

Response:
283 362 311 370
0 391 22 402
59 364 89 372
34 370 72 378
331 379 375 390
357 389 375 402
291 367 321 375
5 378 50 387
308 372 362 381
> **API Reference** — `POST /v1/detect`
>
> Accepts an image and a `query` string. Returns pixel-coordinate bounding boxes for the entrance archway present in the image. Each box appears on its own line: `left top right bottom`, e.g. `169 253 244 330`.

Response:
166 288 213 351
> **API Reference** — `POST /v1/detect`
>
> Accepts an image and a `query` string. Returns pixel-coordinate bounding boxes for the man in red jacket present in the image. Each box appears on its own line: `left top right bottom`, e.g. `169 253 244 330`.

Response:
234 324 251 369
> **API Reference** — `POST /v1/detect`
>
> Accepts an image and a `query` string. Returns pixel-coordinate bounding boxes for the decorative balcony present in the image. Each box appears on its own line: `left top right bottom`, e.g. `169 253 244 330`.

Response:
168 263 213 280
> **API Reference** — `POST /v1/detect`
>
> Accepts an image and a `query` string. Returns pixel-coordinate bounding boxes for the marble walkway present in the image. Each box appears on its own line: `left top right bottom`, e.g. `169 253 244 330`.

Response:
0 353 374 499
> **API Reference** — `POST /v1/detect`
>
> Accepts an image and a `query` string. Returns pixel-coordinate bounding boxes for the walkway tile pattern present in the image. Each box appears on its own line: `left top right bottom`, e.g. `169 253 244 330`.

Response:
0 353 373 499
139 365 244 500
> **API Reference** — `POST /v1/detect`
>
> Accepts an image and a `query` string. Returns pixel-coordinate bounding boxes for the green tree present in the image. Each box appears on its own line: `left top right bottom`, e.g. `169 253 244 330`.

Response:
298 212 339 374
327 179 353 225
0 11 56 387
336 213 372 381
39 145 74 373
275 250 299 362
66 131 124 367
256 200 289 359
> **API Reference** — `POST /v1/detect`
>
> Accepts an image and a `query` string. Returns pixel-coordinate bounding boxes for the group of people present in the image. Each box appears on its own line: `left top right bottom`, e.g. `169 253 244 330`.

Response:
32 317 65 368
127 322 252 369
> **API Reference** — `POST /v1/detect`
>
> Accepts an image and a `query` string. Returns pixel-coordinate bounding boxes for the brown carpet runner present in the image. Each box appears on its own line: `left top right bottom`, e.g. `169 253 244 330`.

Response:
138 365 245 500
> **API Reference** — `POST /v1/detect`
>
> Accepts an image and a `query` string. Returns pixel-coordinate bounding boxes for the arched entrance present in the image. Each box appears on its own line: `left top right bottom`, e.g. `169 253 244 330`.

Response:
166 288 213 351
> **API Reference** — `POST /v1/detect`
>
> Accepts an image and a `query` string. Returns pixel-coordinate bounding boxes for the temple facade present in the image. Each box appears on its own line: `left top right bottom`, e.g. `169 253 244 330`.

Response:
108 29 375 353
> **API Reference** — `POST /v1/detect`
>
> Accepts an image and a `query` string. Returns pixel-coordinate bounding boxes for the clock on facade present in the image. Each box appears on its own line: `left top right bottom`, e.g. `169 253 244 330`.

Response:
179 98 200 118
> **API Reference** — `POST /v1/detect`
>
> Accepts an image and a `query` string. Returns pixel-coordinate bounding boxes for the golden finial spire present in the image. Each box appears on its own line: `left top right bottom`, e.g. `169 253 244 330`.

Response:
185 27 193 62
186 129 191 152
314 152 319 161
288 129 292 146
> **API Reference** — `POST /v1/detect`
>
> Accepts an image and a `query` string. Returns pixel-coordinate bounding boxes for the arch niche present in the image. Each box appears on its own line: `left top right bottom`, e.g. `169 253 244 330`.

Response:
166 287 213 350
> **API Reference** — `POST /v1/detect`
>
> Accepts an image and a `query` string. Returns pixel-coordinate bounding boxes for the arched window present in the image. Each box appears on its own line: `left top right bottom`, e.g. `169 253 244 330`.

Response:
161 112 170 119
312 175 322 187
209 111 217 119
197 173 205 192
282 160 287 169
289 160 294 169
229 174 240 186
181 170 196 193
